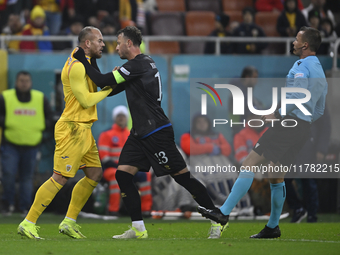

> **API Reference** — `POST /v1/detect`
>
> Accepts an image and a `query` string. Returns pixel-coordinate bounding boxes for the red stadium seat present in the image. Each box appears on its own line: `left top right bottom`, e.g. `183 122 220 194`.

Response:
222 0 254 12
187 0 221 15
184 11 216 54
225 11 243 24
156 0 186 12
148 12 185 54
149 41 181 54
255 12 280 37
185 11 216 36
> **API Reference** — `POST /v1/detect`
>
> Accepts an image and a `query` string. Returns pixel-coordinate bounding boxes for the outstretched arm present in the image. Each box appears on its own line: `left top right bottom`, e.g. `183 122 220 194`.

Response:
73 47 123 88
69 63 112 109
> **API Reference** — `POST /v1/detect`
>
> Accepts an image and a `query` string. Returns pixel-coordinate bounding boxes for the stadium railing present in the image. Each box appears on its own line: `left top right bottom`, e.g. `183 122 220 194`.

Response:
1 35 339 70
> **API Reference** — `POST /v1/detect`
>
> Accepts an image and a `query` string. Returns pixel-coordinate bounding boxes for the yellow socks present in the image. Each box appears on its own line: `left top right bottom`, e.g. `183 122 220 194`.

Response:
26 178 63 223
25 176 98 223
66 177 98 220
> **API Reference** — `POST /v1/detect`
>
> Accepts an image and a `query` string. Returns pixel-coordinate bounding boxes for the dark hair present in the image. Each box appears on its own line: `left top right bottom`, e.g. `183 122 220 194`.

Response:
216 13 230 28
16 70 31 80
308 8 321 21
241 66 258 78
284 0 298 13
78 26 99 43
69 15 84 26
300 26 322 52
320 17 334 36
116 26 142 46
242 7 255 17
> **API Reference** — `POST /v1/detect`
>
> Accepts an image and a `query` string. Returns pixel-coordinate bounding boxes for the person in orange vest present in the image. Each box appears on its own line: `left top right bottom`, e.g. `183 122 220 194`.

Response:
234 115 268 164
180 115 231 157
98 105 152 216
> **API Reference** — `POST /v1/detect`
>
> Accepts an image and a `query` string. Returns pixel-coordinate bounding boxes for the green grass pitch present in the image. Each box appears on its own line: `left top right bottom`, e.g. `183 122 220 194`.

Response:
1 213 340 255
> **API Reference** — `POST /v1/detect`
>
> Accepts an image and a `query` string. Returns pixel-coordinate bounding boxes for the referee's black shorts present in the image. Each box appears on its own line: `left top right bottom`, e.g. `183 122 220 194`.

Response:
253 116 311 166
118 126 187 177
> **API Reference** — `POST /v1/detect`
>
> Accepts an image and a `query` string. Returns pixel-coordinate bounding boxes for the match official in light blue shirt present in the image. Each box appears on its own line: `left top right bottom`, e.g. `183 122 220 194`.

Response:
197 27 328 239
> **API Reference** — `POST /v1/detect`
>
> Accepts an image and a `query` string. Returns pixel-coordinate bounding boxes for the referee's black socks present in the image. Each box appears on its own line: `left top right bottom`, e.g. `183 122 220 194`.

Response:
115 170 143 221
173 172 215 210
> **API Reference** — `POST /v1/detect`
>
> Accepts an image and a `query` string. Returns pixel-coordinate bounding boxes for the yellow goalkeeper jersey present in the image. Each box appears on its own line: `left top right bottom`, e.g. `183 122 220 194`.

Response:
60 48 112 123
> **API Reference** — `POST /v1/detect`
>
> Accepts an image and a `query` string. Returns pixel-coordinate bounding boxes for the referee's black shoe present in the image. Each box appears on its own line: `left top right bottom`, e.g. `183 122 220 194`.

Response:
197 206 229 226
250 225 281 239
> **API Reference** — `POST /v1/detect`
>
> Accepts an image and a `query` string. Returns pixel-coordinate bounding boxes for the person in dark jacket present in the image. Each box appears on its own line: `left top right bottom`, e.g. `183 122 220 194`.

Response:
232 7 267 54
277 0 308 37
204 13 232 54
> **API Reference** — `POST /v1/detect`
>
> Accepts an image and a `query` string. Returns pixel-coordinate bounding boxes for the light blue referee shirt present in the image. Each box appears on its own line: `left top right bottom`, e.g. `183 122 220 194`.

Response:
279 55 328 123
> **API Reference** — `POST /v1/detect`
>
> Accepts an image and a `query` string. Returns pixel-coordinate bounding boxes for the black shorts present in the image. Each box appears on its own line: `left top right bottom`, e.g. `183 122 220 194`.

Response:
118 126 187 176
253 116 311 166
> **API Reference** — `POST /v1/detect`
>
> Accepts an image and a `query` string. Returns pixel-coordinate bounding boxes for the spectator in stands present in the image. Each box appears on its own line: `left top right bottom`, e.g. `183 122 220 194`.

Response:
285 107 331 223
96 0 119 21
302 0 336 27
255 0 304 12
180 115 231 157
321 17 334 37
1 14 23 52
0 71 53 216
53 15 84 51
100 15 119 54
204 13 232 54
319 17 336 55
98 105 152 216
276 0 308 37
35 0 75 35
19 5 53 52
307 9 328 54
73 0 97 26
0 0 31 31
232 7 267 54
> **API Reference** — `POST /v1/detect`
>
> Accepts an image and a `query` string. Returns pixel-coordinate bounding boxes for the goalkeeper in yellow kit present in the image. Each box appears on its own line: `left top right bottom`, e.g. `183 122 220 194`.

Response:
18 27 113 239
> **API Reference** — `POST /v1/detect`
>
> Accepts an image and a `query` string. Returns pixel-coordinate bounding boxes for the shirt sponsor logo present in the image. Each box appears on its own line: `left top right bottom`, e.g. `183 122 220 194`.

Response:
120 67 130 76
294 73 304 78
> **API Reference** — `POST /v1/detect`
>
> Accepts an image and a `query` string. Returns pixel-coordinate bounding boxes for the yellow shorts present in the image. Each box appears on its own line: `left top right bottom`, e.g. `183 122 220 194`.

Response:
53 120 101 177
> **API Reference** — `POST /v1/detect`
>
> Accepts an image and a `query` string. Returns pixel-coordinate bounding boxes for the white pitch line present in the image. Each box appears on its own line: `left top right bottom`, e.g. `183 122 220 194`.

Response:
277 239 340 244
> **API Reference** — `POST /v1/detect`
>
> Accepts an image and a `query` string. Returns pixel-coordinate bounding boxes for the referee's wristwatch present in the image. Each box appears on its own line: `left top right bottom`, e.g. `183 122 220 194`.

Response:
274 110 283 121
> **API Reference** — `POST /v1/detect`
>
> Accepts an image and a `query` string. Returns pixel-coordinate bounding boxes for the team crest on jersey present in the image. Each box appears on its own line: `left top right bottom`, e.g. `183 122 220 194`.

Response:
66 164 72 172
120 67 130 75
294 73 304 78
150 63 156 69
112 136 119 144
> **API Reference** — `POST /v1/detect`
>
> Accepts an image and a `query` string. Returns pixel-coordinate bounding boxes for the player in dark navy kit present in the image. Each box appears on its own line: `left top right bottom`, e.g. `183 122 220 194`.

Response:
197 27 328 238
73 26 226 239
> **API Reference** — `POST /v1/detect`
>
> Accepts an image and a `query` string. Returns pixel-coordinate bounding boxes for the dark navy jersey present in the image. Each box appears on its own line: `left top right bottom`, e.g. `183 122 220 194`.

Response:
117 54 171 138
